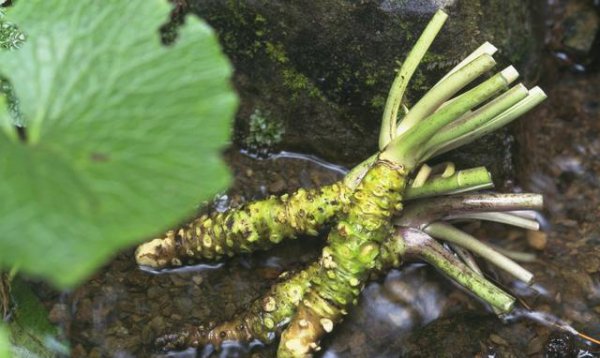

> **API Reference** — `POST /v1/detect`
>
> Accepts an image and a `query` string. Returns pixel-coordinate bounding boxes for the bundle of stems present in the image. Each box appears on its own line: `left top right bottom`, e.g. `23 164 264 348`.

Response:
146 10 547 356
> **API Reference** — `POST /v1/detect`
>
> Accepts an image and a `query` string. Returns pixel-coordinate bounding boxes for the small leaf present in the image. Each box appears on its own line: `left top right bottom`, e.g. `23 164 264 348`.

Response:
0 0 237 286
8 279 66 358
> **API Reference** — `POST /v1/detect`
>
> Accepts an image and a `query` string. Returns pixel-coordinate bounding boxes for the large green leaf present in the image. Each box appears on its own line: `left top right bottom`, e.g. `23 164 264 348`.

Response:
0 0 237 287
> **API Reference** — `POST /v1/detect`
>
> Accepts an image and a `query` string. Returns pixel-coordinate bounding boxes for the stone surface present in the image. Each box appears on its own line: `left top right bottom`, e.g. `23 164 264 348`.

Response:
182 0 542 185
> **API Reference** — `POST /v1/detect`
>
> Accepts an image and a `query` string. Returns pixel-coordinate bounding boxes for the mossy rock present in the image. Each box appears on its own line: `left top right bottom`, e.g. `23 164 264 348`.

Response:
185 0 542 184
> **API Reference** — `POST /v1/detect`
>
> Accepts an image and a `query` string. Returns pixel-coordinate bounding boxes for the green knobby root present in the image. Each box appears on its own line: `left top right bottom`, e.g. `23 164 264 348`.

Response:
278 160 407 357
155 264 319 351
155 221 409 352
136 166 491 269
135 183 348 267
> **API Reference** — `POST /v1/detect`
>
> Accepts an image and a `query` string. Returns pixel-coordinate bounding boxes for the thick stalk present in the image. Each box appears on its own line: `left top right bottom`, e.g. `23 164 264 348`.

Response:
424 222 534 284
430 87 547 157
394 54 497 137
400 227 515 312
383 66 517 168
156 263 319 350
433 42 497 85
396 193 543 228
404 166 492 199
422 84 529 160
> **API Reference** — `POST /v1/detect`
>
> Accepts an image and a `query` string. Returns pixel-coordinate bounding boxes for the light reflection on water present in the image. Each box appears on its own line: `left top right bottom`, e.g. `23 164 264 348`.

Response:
505 308 599 355
139 262 224 275
322 264 448 358
506 308 580 335
270 151 349 176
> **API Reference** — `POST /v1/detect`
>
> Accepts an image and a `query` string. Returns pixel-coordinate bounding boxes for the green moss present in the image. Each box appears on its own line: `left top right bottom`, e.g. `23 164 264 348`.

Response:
0 10 24 50
364 73 378 87
265 41 288 64
282 68 325 101
244 109 285 155
370 94 386 109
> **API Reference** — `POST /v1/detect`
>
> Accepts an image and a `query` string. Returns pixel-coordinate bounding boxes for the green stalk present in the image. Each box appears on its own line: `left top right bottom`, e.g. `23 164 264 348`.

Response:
382 66 517 168
487 244 537 262
401 227 515 312
422 84 529 160
343 153 377 189
444 241 506 315
411 164 432 188
404 166 493 199
379 10 448 149
430 86 547 157
394 54 497 138
427 42 499 115
448 212 540 230
433 42 498 86
397 193 543 233
424 222 534 284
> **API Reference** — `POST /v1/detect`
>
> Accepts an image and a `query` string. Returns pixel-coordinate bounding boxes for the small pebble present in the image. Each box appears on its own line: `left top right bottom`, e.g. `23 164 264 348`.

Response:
192 275 204 285
527 230 548 250
75 298 93 322
268 178 286 193
88 347 102 358
70 344 87 358
489 333 508 346
174 297 193 312
146 286 162 300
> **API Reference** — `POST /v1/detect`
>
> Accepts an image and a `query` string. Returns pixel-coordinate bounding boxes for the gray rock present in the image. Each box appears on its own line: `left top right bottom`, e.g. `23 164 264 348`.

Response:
184 0 542 178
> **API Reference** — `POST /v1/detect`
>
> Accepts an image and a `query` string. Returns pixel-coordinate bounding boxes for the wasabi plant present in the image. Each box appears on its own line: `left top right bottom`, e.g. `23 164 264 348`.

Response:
138 10 549 356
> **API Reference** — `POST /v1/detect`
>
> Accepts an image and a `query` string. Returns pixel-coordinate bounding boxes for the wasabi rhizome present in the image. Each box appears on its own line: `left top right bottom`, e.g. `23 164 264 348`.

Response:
135 10 548 356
